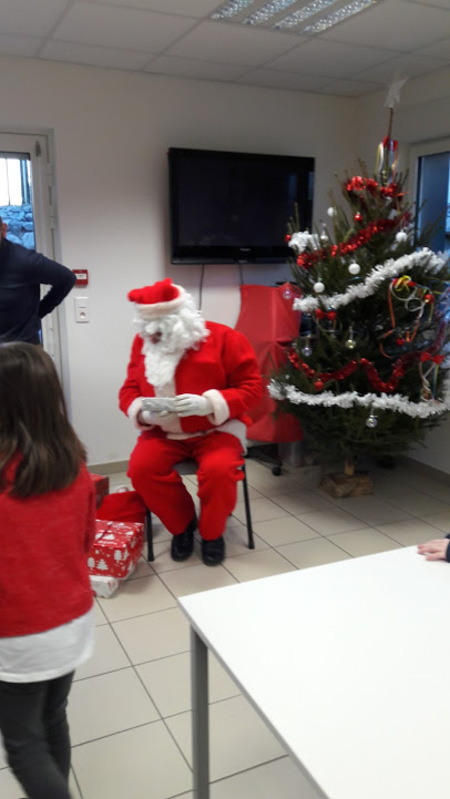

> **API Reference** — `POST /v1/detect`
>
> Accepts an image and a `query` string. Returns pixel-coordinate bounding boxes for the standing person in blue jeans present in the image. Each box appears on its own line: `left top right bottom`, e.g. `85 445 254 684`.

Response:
0 342 96 799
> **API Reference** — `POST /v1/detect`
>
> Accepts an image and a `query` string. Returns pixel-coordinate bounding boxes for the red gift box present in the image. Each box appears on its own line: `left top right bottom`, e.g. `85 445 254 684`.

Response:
89 473 110 509
88 520 144 579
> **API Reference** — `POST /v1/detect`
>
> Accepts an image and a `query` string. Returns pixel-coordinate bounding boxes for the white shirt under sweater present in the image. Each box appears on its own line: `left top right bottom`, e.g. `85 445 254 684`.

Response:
0 608 94 683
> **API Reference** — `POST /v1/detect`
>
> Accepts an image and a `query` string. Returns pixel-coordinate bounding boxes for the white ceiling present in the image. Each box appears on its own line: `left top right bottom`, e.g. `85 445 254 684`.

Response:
1 0 450 98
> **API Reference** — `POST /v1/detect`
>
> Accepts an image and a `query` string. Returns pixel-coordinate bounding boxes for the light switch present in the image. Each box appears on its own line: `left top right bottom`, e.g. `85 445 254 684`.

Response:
75 296 90 323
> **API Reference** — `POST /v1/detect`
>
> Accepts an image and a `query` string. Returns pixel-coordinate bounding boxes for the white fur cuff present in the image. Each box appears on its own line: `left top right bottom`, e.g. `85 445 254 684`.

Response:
128 397 145 429
203 389 229 426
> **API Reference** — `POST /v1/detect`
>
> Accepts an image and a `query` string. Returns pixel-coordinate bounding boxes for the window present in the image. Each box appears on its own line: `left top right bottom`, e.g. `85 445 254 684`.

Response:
410 138 450 256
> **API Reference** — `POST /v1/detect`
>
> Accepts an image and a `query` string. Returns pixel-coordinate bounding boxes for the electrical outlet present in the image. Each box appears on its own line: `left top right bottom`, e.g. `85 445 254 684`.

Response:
75 296 90 323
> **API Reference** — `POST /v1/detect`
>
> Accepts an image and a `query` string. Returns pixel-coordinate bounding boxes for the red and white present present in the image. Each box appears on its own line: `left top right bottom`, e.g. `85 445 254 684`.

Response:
88 520 144 580
90 574 121 599
89 473 110 509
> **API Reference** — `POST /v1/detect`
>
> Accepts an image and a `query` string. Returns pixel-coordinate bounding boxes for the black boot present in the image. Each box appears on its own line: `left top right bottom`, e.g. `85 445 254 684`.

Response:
171 517 196 561
201 536 225 566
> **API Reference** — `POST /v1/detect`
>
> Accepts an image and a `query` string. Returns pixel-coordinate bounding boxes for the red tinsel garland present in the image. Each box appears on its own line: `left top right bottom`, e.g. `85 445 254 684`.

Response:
344 175 403 200
296 216 407 269
295 174 409 269
288 349 425 393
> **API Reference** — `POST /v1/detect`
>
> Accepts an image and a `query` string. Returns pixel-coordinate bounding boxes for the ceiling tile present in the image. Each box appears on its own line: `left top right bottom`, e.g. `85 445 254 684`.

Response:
144 54 246 81
236 68 330 92
323 0 450 52
317 78 383 97
0 34 42 58
400 65 450 106
0 0 68 37
0 0 446 98
266 40 398 78
417 40 450 62
93 0 220 15
406 0 450 8
357 52 450 83
40 40 151 70
52 2 197 52
166 20 301 65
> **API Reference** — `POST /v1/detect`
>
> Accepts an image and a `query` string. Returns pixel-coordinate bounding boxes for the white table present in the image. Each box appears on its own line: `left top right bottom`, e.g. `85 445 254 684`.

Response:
179 546 450 799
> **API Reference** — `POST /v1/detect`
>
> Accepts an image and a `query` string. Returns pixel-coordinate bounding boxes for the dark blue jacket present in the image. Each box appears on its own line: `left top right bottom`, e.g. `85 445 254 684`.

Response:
0 238 75 344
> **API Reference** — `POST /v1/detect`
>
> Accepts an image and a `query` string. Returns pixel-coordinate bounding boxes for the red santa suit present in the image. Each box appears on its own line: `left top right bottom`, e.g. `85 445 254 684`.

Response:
119 280 263 545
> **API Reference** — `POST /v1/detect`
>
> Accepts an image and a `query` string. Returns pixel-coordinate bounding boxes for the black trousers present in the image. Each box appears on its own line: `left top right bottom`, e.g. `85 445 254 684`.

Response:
0 671 74 799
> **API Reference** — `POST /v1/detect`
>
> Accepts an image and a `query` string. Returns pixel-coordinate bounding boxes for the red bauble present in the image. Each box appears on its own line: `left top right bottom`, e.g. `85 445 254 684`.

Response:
285 234 291 242
354 212 363 222
314 380 324 391
396 338 405 346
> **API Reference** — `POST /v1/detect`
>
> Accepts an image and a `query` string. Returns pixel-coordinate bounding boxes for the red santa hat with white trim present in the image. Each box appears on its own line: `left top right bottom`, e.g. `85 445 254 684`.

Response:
127 278 186 320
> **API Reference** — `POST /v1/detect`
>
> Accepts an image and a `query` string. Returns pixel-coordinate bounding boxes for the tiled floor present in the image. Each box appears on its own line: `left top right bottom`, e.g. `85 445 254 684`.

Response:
1 456 449 798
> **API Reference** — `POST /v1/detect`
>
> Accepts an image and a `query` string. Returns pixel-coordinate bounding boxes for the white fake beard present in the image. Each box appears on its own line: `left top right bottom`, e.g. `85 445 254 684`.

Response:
142 340 184 388
138 301 208 389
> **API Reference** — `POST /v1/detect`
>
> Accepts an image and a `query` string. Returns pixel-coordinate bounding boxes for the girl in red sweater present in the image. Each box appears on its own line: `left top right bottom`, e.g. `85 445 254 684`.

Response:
0 342 96 799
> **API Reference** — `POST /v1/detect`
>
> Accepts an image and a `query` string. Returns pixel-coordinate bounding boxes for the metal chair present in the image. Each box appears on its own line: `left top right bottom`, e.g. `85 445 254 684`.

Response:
145 459 254 561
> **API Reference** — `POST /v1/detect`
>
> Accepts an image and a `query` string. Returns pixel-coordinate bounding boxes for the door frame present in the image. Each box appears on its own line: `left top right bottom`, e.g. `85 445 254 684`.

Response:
0 130 67 380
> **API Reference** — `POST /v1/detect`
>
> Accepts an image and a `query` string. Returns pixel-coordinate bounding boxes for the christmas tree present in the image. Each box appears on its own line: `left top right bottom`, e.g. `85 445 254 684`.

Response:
269 116 450 492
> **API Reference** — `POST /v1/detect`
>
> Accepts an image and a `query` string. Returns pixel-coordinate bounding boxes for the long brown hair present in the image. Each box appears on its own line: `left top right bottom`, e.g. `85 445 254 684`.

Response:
0 342 87 497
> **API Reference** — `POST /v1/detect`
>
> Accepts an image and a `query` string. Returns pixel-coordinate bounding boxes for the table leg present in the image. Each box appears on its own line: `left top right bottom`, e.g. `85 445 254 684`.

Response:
191 626 209 799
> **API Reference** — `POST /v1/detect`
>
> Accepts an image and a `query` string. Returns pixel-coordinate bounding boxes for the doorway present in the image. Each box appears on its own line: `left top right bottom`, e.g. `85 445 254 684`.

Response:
0 131 64 374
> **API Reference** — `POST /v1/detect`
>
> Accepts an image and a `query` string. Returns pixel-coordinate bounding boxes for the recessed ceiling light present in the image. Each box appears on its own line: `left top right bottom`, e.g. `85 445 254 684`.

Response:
274 0 338 29
243 0 297 25
211 0 255 20
300 0 377 33
210 0 379 31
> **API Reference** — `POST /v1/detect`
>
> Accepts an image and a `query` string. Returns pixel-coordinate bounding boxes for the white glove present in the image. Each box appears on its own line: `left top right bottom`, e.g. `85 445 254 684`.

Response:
139 409 155 425
173 394 213 417
138 408 168 426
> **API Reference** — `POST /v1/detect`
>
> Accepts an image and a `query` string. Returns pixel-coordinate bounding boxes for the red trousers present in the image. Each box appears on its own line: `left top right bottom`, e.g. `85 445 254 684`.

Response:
127 430 244 541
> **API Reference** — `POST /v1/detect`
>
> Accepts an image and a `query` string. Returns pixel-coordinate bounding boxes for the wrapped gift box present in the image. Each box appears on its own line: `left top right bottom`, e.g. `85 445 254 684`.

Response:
88 520 144 580
89 473 110 509
90 574 121 599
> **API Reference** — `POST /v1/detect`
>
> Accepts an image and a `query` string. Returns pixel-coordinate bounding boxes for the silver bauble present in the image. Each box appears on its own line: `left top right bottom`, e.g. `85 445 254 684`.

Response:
366 414 378 429
314 281 325 293
348 262 361 275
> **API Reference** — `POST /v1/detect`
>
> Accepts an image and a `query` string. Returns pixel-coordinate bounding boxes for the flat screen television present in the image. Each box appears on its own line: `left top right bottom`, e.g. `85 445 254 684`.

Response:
168 147 314 264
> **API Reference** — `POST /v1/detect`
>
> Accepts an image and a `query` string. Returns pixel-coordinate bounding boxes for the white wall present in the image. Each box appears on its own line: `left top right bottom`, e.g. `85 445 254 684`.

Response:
356 65 450 474
0 55 358 466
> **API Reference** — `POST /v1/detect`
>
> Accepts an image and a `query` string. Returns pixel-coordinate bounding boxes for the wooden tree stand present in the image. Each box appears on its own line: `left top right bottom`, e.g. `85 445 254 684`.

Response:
319 460 373 498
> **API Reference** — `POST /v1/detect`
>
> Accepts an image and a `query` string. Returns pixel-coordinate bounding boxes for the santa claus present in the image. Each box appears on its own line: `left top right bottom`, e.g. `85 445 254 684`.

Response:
119 278 263 566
